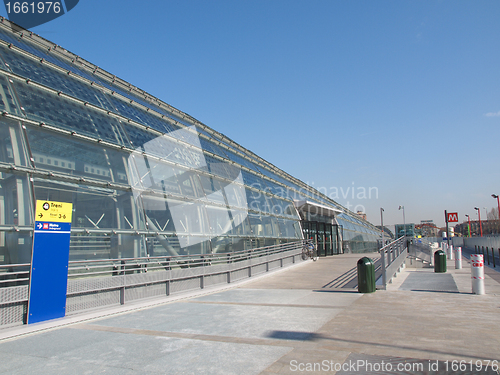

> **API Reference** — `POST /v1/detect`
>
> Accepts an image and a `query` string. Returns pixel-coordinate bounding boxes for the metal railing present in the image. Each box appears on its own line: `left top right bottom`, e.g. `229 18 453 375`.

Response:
0 263 31 327
65 240 306 316
474 245 500 269
379 236 408 289
408 238 434 266
0 241 307 326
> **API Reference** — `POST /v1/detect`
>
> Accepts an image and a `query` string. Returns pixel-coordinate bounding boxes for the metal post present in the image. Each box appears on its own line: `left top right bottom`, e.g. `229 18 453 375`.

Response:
486 247 490 265
381 247 386 289
380 208 384 248
380 208 386 289
445 210 450 247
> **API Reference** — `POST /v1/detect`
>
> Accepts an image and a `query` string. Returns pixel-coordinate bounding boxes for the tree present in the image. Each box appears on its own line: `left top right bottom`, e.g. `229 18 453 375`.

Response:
487 207 498 221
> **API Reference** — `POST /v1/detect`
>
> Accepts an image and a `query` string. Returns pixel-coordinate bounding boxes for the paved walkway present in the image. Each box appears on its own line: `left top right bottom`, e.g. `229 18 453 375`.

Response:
0 253 499 374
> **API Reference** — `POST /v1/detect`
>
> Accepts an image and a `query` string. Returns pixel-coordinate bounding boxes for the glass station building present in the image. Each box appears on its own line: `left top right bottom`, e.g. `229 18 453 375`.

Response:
0 20 381 327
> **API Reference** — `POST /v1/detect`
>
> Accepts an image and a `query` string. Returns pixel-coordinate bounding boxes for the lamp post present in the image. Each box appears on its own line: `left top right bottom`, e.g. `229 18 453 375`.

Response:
474 207 483 237
492 194 500 234
465 214 471 237
380 207 386 287
380 208 385 247
399 205 406 238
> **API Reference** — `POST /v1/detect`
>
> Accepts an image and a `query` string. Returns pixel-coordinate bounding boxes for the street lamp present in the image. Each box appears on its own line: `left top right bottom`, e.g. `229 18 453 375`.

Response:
465 214 471 237
380 208 385 248
474 207 483 237
399 205 406 238
492 194 500 234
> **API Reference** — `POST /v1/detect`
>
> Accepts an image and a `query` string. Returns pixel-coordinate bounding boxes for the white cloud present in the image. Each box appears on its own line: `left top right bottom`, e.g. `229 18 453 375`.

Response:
485 110 500 117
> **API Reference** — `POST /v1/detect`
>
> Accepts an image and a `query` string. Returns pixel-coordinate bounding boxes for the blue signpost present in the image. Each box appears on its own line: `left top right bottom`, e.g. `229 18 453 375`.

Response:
28 200 73 324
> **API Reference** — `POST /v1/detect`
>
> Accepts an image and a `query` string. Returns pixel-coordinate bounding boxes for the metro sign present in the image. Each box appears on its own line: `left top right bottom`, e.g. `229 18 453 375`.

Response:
447 212 459 222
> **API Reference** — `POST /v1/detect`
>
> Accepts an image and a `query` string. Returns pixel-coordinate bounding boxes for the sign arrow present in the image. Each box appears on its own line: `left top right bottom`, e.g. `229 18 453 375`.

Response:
36 223 42 229
38 213 43 218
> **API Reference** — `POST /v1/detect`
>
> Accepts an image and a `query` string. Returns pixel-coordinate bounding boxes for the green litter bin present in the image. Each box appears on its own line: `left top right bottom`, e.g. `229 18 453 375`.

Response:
434 250 447 273
357 257 376 293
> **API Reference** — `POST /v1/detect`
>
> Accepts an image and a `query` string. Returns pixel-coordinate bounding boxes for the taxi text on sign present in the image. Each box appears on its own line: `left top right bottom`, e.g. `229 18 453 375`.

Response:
28 200 73 324
447 212 459 223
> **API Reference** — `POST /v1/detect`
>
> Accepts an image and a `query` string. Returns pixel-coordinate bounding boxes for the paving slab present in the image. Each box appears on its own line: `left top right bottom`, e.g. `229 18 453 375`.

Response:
0 253 498 375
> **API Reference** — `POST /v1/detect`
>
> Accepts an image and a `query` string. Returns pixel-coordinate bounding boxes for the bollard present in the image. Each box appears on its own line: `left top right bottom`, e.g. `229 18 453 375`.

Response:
455 246 462 269
448 244 454 260
357 257 375 293
471 254 485 295
434 250 447 273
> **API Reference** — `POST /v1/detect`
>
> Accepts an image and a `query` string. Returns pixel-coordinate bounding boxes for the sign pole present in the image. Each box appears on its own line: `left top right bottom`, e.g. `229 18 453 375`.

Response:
444 210 450 247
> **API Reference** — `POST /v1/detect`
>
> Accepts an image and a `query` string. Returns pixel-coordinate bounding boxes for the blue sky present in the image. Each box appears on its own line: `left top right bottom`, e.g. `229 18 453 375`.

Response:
1 0 499 227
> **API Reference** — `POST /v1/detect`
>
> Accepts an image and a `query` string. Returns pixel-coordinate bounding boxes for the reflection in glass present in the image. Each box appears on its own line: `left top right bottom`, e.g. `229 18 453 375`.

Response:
0 118 27 166
27 126 131 183
0 172 33 264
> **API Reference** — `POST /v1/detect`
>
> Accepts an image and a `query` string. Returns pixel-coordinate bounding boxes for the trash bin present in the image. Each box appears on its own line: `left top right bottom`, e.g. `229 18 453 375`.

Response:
434 250 447 273
357 257 375 293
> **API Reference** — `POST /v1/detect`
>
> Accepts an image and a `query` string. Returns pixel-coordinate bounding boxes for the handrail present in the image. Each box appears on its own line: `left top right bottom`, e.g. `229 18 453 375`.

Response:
67 241 301 270
379 236 408 289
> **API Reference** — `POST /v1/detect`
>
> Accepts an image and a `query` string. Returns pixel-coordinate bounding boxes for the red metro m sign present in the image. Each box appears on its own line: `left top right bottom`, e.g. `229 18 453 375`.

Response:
447 212 459 223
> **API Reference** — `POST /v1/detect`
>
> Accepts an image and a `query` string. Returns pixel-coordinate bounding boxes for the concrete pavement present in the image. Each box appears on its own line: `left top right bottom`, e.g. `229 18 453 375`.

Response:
0 252 498 374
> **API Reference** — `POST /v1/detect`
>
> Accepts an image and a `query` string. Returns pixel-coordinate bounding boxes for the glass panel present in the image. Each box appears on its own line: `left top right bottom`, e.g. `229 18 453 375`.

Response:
272 197 298 218
205 155 233 179
259 214 276 237
33 178 144 231
205 205 232 237
210 236 249 253
245 188 270 213
13 80 129 146
0 229 33 265
109 96 178 135
165 198 210 253
141 194 176 234
0 118 28 166
228 209 251 236
293 221 303 239
277 219 301 239
99 81 163 115
198 175 226 205
26 126 132 183
241 170 268 191
0 171 33 264
223 177 247 210
133 155 181 195
132 132 206 171
224 149 260 173
69 232 145 261
263 179 290 199
177 171 205 199
0 74 21 115
198 137 227 158
0 172 32 226
0 45 114 110
248 213 265 237
0 29 99 82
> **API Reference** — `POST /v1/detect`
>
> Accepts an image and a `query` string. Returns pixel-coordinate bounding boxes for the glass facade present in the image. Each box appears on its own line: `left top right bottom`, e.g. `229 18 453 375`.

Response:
0 21 380 271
